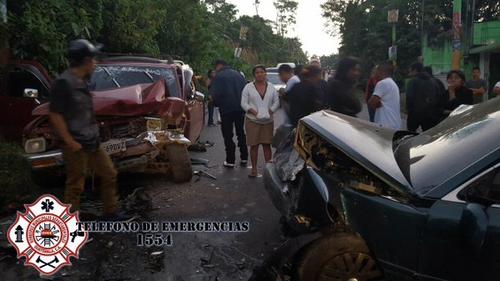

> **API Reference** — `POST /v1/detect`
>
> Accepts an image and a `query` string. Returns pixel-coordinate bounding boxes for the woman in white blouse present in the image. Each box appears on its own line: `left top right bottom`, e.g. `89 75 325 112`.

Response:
241 65 280 177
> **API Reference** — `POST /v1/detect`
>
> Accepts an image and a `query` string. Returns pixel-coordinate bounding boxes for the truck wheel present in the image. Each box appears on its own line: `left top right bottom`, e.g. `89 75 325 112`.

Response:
296 233 383 281
166 143 192 183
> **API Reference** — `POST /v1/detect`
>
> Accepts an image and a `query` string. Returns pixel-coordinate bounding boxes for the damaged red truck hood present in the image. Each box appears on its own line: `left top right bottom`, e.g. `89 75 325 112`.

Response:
32 80 171 116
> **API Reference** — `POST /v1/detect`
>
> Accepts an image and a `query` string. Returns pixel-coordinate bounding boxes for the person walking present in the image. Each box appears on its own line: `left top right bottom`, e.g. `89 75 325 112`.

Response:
326 57 362 117
445 70 474 113
405 62 442 132
241 65 280 177
49 39 120 218
285 65 325 126
465 67 488 104
209 59 248 167
368 62 401 130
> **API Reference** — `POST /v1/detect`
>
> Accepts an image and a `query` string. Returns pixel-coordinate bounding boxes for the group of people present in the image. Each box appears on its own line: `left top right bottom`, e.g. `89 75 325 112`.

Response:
207 57 500 177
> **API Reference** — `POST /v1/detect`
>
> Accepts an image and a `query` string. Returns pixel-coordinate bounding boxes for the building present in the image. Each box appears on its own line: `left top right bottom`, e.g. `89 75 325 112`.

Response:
423 20 500 100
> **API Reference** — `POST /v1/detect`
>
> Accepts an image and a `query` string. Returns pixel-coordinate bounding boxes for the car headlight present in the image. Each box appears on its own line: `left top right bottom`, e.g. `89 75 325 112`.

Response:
145 117 163 131
24 137 46 154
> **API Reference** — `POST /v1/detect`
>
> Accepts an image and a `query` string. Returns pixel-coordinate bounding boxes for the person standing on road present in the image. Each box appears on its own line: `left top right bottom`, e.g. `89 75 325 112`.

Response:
278 64 300 94
206 70 216 126
365 66 378 122
445 70 474 113
326 57 362 117
405 62 441 132
209 59 248 168
285 65 325 126
494 81 500 96
241 65 280 177
368 62 401 130
49 39 120 218
465 67 488 104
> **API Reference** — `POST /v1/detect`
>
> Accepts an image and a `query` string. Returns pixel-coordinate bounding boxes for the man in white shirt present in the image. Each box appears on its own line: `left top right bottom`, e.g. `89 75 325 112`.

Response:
278 64 300 93
494 81 500 96
368 62 401 130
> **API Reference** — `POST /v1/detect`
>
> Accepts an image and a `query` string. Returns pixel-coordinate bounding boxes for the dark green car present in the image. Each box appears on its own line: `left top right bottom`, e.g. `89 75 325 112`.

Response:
256 98 500 281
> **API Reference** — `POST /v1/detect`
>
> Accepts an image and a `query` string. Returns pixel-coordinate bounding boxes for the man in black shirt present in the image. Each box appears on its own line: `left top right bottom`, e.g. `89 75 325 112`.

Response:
406 63 441 132
49 39 119 217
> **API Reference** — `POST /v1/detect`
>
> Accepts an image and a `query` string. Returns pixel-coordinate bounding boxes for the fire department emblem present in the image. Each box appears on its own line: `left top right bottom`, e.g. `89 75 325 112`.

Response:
7 195 88 275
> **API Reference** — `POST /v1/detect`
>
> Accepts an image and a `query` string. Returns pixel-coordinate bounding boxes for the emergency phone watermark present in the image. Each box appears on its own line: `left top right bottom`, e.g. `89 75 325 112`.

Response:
7 194 250 274
6 195 88 275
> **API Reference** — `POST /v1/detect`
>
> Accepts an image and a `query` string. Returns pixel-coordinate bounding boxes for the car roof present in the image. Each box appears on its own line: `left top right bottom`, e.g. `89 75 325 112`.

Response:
397 98 500 198
98 56 176 68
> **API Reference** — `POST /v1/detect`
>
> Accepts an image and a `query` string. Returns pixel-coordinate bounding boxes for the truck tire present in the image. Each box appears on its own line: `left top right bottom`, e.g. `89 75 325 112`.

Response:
296 233 383 281
166 143 192 183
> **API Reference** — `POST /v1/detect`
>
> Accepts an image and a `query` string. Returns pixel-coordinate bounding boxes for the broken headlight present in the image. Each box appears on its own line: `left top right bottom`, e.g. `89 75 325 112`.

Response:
145 117 164 131
24 137 46 154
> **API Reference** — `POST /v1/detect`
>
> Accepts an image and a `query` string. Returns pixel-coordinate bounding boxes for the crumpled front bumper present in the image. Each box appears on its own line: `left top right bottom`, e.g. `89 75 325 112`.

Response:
25 138 157 171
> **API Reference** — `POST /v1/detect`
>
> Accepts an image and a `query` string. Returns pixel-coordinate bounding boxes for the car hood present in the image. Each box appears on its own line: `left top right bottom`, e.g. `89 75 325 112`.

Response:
33 79 170 116
300 110 412 193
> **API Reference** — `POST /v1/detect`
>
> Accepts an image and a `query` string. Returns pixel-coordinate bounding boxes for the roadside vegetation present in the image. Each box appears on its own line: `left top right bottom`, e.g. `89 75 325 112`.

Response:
2 0 308 76
0 142 39 214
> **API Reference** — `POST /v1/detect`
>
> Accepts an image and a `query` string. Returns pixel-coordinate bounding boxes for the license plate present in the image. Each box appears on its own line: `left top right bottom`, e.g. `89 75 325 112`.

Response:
101 139 126 155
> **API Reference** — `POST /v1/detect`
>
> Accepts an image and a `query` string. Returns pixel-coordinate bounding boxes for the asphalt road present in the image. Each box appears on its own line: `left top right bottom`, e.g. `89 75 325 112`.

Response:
0 104 406 280
0 115 284 281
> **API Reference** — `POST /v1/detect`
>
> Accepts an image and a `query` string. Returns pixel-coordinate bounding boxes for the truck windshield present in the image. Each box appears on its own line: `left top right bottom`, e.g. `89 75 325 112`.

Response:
90 65 180 97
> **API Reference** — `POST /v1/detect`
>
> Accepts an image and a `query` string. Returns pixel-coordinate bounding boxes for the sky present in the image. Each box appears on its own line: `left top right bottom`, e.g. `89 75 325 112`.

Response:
226 0 340 57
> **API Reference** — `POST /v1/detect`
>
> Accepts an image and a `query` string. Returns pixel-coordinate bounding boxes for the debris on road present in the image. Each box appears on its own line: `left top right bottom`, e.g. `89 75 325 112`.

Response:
194 170 217 180
191 158 210 166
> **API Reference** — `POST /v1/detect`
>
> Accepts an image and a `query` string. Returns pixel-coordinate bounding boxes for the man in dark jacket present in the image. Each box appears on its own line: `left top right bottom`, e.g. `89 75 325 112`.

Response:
209 60 248 167
406 63 441 132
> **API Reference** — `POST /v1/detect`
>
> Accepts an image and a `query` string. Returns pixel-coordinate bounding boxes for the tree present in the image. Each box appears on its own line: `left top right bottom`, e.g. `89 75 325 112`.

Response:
273 0 298 36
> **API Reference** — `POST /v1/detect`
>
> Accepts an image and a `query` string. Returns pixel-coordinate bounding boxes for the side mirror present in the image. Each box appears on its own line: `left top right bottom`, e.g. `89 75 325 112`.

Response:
23 88 39 98
460 203 488 257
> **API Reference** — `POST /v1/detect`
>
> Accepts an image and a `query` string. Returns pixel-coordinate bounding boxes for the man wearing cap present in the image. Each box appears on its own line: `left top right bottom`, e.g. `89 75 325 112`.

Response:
49 39 119 218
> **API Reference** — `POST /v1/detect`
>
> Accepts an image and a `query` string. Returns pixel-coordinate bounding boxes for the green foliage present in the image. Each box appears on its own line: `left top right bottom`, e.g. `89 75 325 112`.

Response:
321 0 499 77
5 0 307 77
273 0 298 36
0 142 37 210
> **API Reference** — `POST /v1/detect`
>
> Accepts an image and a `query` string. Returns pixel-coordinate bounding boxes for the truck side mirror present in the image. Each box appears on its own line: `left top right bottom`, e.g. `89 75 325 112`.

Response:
23 88 39 98
460 203 488 257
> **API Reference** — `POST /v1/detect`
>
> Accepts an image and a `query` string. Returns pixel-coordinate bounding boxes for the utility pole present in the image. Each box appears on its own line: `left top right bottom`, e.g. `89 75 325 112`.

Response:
388 8 399 65
451 0 462 70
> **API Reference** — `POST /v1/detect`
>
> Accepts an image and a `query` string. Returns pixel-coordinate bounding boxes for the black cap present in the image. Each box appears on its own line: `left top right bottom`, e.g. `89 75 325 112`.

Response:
68 39 102 62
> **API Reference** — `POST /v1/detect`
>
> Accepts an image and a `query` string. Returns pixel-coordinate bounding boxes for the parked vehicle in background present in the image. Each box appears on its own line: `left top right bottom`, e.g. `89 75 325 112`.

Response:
266 71 285 91
255 99 500 281
0 56 205 184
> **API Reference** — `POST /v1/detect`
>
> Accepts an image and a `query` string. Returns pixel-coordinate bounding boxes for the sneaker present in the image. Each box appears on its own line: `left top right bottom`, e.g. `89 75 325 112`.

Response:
240 159 248 166
208 123 216 127
223 161 235 168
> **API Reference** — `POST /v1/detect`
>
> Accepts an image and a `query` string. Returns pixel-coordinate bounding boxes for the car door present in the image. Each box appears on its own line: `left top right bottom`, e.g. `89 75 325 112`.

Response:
421 163 500 281
0 63 50 141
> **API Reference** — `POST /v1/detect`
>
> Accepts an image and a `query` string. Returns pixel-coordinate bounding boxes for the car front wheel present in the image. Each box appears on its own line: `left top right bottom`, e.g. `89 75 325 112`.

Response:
296 233 383 281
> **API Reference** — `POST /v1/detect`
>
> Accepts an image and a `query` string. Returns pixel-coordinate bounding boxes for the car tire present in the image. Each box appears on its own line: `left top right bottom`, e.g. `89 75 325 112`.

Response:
296 233 383 281
166 143 192 183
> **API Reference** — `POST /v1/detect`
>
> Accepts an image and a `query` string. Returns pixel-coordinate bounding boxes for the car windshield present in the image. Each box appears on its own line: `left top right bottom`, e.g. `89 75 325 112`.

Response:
90 65 180 97
267 72 283 85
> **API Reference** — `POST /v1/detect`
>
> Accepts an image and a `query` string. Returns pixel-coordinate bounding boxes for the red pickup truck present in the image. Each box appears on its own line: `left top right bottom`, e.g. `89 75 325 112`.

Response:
0 56 205 183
